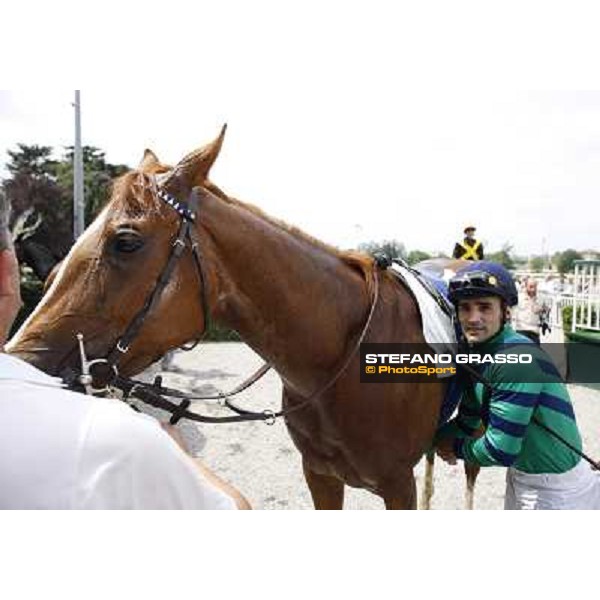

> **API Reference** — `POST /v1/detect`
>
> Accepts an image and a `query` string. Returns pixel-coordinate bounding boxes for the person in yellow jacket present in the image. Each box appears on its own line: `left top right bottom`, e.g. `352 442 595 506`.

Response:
453 225 484 260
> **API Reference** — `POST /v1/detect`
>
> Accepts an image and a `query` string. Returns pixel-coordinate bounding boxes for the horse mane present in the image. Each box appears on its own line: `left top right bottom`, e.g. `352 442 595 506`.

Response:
202 181 377 296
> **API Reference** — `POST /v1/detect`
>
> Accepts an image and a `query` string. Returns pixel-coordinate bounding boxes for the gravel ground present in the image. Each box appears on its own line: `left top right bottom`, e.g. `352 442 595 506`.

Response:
136 341 600 510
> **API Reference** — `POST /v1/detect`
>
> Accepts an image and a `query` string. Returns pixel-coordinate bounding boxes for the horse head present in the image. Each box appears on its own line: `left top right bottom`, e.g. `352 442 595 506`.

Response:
7 127 228 381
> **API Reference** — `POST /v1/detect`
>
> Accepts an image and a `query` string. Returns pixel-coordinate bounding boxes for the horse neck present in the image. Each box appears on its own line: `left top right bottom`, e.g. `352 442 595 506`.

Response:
198 192 370 394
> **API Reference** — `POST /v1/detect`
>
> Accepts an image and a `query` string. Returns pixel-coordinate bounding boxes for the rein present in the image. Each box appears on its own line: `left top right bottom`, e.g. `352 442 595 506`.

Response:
73 184 381 426
116 267 379 425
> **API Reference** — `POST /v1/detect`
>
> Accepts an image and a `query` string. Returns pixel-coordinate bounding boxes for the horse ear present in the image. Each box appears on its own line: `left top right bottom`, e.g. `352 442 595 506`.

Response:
171 124 227 186
139 149 160 171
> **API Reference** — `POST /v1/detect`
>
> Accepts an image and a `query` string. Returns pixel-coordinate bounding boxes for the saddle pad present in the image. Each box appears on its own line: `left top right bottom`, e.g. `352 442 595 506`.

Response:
389 262 457 355
389 263 463 424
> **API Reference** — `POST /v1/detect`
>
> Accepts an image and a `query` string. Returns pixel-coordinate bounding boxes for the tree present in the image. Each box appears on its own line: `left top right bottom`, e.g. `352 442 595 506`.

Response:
358 239 407 261
2 144 129 263
407 249 432 265
2 143 131 333
553 249 583 274
52 146 129 223
5 144 58 179
529 255 546 272
512 255 529 269
3 145 70 258
487 243 515 270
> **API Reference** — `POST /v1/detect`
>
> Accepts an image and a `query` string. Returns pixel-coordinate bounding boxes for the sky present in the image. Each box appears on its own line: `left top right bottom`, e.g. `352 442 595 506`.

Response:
2 2 600 258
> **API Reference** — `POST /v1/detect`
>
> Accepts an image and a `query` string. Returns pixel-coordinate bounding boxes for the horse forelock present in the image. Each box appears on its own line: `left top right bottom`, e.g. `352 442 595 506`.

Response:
109 171 170 221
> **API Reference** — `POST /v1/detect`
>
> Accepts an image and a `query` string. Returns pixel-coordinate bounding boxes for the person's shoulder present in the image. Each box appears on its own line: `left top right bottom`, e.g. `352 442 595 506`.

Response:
497 326 534 345
484 329 541 383
80 400 237 509
83 396 167 454
0 353 66 388
490 343 559 389
0 361 127 426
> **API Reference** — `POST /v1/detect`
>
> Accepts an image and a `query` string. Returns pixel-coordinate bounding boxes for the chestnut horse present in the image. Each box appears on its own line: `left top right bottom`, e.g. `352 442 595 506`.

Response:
9 128 466 509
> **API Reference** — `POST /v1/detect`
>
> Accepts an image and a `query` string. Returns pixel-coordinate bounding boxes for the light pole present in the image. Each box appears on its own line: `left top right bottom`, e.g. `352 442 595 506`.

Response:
73 91 85 239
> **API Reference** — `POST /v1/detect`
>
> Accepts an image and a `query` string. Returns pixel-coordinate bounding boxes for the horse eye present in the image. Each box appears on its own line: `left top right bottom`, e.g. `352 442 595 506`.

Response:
113 230 144 254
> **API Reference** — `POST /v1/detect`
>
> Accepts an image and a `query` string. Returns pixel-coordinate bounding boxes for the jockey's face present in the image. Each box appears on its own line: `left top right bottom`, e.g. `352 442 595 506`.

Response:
457 295 504 344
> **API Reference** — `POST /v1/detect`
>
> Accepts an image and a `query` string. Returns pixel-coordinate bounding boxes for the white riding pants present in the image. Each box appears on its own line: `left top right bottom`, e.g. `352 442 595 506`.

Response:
504 459 600 510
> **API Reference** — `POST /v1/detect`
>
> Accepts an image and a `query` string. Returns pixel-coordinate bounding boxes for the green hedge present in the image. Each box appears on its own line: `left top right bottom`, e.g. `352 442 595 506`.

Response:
202 318 241 342
562 304 599 335
562 305 573 332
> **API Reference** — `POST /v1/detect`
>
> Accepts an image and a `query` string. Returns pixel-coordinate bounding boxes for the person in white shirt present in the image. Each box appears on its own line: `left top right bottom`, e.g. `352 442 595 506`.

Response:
0 191 250 510
512 277 542 344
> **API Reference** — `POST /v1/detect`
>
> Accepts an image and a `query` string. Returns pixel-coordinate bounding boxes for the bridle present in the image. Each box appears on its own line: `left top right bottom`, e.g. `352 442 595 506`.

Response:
74 185 209 395
72 183 381 425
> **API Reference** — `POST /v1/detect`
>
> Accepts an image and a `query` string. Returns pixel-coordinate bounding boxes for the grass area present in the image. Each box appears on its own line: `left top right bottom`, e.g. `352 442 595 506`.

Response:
564 332 600 390
565 329 600 343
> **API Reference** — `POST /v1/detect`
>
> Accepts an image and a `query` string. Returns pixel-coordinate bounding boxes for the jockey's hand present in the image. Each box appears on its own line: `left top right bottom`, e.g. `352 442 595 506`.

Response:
435 436 458 465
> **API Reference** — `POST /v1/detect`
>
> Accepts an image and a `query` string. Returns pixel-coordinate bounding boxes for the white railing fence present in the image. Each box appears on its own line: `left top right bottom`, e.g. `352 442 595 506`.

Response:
573 260 600 333
538 292 574 330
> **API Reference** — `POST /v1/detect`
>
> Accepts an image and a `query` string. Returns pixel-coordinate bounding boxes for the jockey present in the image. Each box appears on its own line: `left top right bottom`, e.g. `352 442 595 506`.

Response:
435 260 599 509
452 225 484 260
